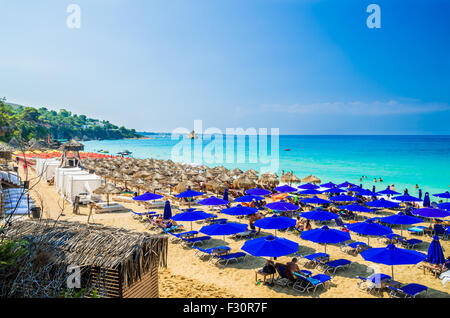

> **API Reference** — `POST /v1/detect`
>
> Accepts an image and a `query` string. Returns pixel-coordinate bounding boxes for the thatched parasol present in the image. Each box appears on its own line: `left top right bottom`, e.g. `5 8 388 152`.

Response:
94 183 121 206
302 175 321 184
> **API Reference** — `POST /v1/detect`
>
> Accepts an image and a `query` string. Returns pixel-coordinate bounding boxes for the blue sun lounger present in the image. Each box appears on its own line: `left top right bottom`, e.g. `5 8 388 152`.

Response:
213 252 247 265
320 259 352 274
181 235 212 247
397 237 423 249
301 253 330 268
341 241 370 255
168 231 198 242
293 273 332 293
193 246 231 261
388 283 428 298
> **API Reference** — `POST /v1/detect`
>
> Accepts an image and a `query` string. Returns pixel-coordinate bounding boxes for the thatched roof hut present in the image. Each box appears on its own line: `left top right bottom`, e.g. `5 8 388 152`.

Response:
302 175 321 184
2 220 168 298
59 139 85 151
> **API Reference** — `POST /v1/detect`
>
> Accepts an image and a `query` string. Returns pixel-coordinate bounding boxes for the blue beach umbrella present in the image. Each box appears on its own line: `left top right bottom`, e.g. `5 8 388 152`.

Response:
265 200 299 212
301 225 351 252
425 235 446 265
246 188 272 196
338 204 373 213
163 200 172 220
298 183 320 190
175 189 205 198
423 193 431 207
392 194 422 202
361 244 426 279
379 212 423 236
274 184 298 193
338 181 356 188
376 187 401 196
321 182 337 189
223 188 229 202
221 205 258 216
175 189 205 208
346 220 393 244
172 210 215 230
297 189 323 195
200 221 248 241
133 191 164 201
301 196 331 205
434 191 450 200
234 195 264 203
198 196 229 206
241 235 299 258
329 195 358 202
411 207 450 218
366 199 400 209
348 186 362 192
437 202 450 211
322 188 346 194
254 215 296 235
357 189 377 196
300 210 339 221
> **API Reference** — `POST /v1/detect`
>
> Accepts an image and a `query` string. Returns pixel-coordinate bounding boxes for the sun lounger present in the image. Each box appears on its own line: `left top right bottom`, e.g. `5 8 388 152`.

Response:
397 237 423 249
407 226 426 235
320 259 352 274
181 235 212 247
301 253 330 268
213 252 247 266
274 263 294 287
341 241 370 255
194 246 231 261
292 272 332 293
208 218 228 224
146 200 166 209
168 231 198 242
357 273 391 295
232 230 258 240
388 283 428 298
94 203 129 213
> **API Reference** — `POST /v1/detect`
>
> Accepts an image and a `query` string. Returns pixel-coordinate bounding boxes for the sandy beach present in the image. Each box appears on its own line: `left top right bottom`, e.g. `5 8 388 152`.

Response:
17 164 449 299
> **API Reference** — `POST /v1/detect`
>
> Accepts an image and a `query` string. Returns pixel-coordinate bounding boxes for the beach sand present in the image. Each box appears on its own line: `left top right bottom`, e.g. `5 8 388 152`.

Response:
22 166 450 298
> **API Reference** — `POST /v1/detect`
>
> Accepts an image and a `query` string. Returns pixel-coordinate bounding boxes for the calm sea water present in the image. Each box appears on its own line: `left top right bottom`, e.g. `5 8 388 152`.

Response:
83 135 450 197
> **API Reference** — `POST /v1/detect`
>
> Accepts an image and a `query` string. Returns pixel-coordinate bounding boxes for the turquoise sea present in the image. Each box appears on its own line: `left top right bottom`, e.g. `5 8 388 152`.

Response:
83 134 450 198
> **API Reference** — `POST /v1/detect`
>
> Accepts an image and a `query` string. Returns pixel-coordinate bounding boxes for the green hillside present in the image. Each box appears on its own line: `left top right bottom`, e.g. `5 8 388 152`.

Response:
0 98 141 143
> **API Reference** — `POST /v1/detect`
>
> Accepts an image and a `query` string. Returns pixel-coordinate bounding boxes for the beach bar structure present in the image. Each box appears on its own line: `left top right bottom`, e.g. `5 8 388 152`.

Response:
3 220 168 298
59 139 84 168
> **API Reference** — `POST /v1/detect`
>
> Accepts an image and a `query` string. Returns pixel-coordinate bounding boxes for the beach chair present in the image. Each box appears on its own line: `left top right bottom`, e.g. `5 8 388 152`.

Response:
320 259 352 274
232 229 258 240
181 235 212 247
407 225 426 236
292 272 332 293
434 224 448 239
335 218 349 228
357 273 391 295
168 231 198 243
194 246 231 261
397 237 423 249
301 253 330 268
213 252 247 266
341 242 370 255
387 283 428 298
380 233 404 244
274 263 294 287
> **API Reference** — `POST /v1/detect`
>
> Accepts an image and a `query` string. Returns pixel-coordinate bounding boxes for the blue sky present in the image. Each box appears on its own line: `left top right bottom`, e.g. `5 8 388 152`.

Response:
1 0 449 134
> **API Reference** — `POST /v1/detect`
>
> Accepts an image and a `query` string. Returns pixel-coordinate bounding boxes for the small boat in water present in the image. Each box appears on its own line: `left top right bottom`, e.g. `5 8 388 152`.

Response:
97 149 109 154
118 150 133 157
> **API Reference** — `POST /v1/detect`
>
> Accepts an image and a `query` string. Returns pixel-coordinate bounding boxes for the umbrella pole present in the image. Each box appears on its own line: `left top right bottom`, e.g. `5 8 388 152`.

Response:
324 244 327 254
391 266 394 280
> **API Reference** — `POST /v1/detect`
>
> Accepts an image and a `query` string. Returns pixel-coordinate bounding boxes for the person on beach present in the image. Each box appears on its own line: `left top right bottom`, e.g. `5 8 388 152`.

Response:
295 216 303 231
286 258 301 280
379 177 383 182
249 213 257 231
415 184 419 189
259 260 276 275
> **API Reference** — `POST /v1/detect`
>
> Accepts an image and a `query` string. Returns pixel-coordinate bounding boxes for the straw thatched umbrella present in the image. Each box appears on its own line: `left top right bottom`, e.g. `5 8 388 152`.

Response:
302 175 321 184
94 183 121 206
